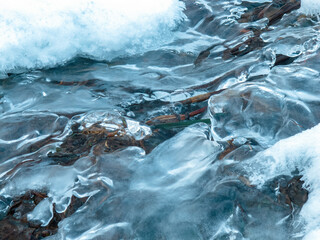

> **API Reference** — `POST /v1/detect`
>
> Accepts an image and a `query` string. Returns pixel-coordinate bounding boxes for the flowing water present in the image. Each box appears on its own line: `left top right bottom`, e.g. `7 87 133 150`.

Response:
1 0 320 239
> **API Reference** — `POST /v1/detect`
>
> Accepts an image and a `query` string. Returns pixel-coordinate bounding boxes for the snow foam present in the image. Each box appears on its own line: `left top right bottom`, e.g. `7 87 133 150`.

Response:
300 0 320 16
243 123 320 239
0 0 185 73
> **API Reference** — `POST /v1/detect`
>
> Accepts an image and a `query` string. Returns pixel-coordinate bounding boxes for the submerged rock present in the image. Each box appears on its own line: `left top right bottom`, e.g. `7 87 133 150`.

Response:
279 176 308 207
239 0 301 25
0 191 87 240
48 122 144 165
48 112 156 165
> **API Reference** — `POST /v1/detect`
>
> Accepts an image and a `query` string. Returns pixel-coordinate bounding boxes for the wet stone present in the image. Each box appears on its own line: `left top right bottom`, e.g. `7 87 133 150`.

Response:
239 0 301 26
265 175 309 208
274 54 299 66
223 33 265 59
280 176 308 207
0 218 34 240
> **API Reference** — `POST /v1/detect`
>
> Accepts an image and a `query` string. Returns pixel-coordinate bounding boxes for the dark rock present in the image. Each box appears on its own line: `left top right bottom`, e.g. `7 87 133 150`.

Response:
274 54 299 66
239 0 301 26
279 176 308 207
223 33 265 59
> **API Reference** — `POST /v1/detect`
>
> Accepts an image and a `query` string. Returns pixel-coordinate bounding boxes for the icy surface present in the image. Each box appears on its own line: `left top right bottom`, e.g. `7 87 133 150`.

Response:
1 0 320 239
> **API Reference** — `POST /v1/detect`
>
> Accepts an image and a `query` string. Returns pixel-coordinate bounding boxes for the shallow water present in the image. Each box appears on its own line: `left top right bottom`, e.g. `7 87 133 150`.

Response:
1 0 320 239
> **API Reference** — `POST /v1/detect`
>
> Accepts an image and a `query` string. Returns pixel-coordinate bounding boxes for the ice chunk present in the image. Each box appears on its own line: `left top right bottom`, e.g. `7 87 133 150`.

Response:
73 111 151 140
126 119 152 141
27 198 53 227
208 83 316 146
0 164 77 208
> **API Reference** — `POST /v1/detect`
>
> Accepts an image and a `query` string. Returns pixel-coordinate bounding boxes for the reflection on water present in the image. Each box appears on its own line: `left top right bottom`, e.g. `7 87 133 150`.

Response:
1 0 320 239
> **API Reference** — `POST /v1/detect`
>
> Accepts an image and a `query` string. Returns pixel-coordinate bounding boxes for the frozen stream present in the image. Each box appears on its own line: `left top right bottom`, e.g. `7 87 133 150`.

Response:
0 0 320 239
